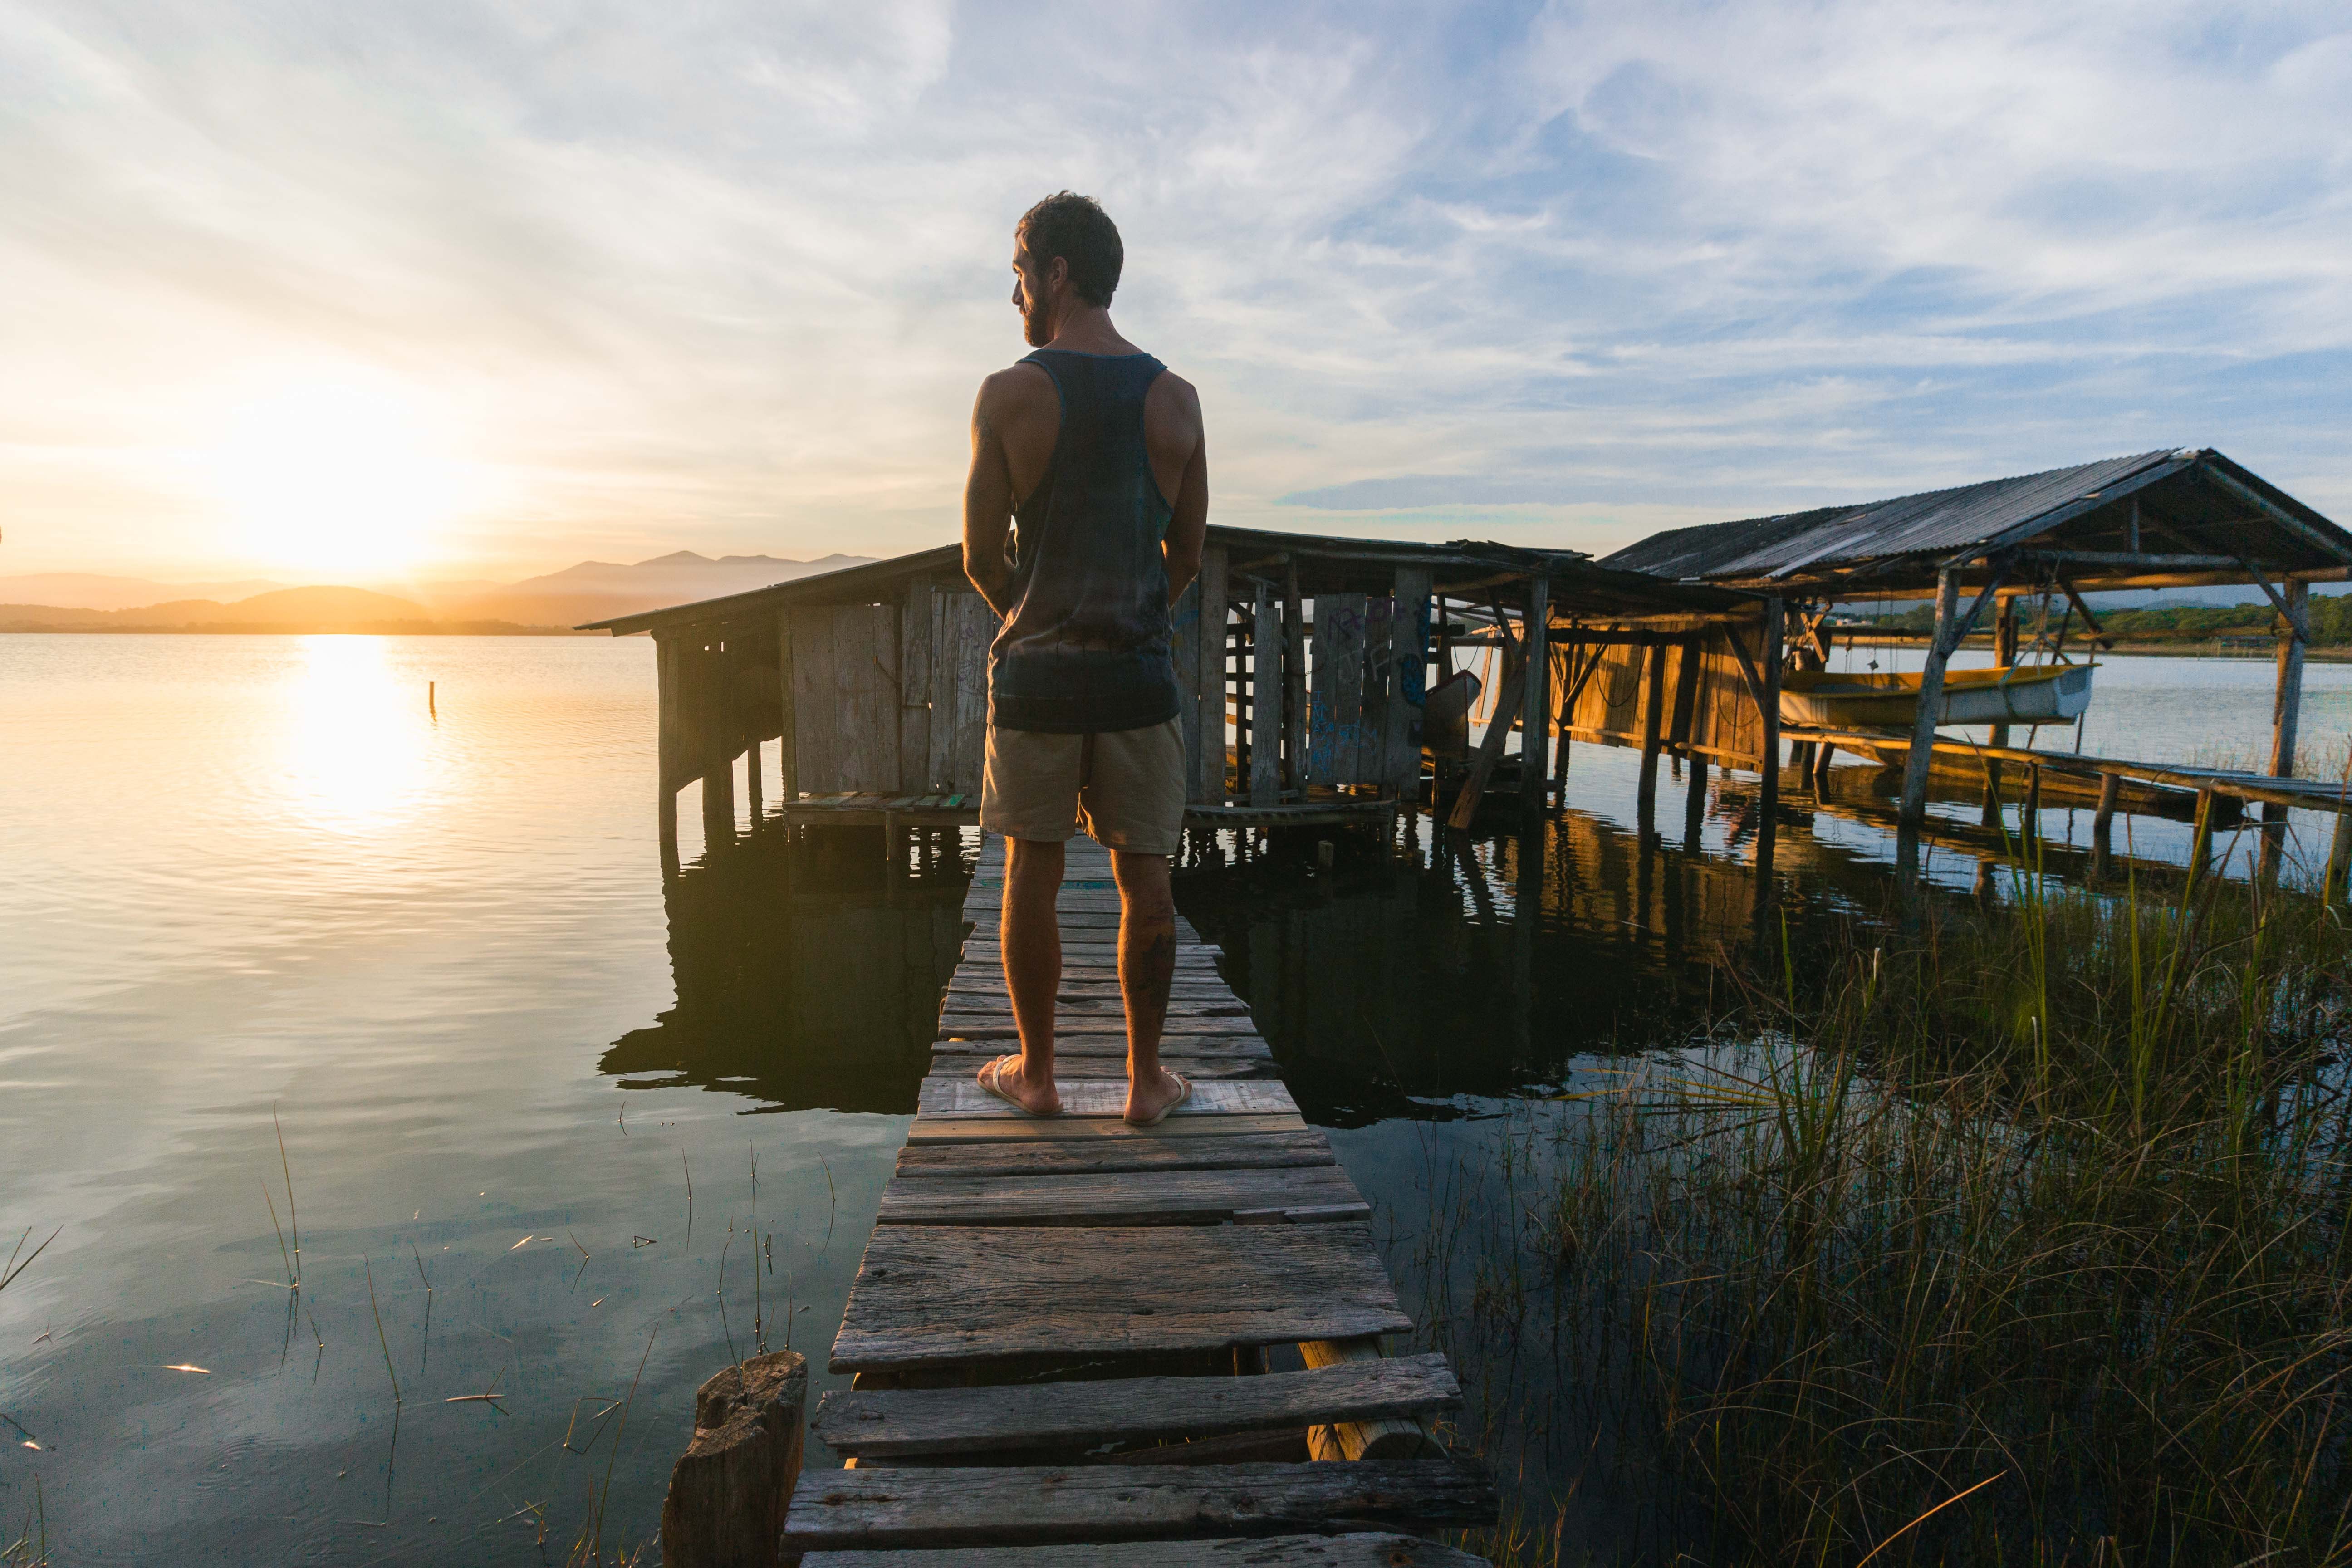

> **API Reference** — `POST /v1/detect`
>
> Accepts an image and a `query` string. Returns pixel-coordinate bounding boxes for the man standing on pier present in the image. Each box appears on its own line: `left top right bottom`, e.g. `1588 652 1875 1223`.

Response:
960 191 1210 1127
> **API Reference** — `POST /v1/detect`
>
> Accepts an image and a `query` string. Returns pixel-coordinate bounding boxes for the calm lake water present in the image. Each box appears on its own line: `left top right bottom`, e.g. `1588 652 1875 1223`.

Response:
1 632 2343 1563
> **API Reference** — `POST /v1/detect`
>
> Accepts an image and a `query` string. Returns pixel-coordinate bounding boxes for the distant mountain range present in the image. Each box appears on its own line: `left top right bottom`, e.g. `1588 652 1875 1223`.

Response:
0 551 880 633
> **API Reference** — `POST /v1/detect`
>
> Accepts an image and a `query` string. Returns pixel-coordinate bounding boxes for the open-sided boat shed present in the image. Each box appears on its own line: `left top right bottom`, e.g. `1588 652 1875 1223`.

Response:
1602 447 2352 888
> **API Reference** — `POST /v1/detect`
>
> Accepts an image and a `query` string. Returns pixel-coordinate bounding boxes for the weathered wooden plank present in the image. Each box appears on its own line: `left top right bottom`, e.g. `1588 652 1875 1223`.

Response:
916 1078 1298 1118
940 1021 1263 1044
942 981 1236 1002
783 1459 1492 1548
927 1053 1272 1082
903 1112 1309 1146
936 999 1247 1020
930 1035 1270 1061
813 1353 1458 1458
875 1165 1367 1228
898 586 932 794
894 1129 1333 1179
831 1222 1407 1371
1387 568 1431 801
801 1534 1490 1568
837 603 902 794
792 606 839 793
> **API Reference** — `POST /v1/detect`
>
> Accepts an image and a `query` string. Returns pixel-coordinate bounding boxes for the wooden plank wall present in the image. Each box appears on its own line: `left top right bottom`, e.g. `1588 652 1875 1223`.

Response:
1559 623 1765 764
791 603 903 794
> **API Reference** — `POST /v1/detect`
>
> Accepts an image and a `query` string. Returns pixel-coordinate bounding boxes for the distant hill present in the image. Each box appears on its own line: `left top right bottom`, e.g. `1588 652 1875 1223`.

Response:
0 585 549 635
0 571 287 610
1 549 886 633
434 550 877 627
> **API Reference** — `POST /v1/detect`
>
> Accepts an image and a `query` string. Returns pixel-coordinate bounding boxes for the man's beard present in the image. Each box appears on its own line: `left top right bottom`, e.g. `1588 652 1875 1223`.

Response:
1021 294 1052 347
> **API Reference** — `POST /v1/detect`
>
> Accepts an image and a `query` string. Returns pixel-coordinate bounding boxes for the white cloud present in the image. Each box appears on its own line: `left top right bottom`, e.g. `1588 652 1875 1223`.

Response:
0 0 2345 578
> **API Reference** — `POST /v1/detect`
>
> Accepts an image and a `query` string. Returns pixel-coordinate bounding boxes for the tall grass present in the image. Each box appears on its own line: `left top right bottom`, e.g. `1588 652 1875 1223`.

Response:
1426 868 2352 1566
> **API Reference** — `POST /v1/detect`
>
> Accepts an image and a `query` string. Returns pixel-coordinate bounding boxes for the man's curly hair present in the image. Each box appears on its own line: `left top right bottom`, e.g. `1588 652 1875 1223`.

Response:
1017 192 1124 308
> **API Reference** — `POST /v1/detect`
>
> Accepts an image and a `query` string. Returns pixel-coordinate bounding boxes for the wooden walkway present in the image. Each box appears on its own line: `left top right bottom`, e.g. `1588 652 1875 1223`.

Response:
779 791 1400 835
786 834 1496 1562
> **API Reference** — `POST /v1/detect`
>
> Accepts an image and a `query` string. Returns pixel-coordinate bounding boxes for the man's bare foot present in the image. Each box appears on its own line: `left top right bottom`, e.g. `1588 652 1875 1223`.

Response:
978 1054 1061 1116
1123 1066 1190 1127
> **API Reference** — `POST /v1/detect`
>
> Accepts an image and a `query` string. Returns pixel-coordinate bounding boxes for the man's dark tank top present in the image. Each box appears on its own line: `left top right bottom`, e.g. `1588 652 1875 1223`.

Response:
986 349 1182 734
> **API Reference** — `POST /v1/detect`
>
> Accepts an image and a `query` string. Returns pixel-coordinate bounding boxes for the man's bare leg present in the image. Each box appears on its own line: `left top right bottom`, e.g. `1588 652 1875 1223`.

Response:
994 836 1063 1114
1112 848 1183 1122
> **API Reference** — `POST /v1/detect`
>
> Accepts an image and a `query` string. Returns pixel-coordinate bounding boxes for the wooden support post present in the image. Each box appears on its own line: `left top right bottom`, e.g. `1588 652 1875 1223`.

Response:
701 640 737 848
1387 568 1432 805
2261 578 2308 887
1283 559 1306 798
1755 598 1783 891
745 737 761 820
1984 595 2018 824
1519 576 1549 831
2022 763 2042 849
1250 579 1283 807
1447 621 1527 832
2091 772 2120 880
1298 1338 1441 1461
1811 742 1835 791
656 634 681 874
1552 636 1578 807
1193 545 1230 805
2326 812 2352 906
1636 641 1667 833
1897 568 1995 892
775 608 798 805
1668 636 1701 759
2190 786 2217 887
1684 754 1709 848
661 1350 807 1568
1230 615 1250 806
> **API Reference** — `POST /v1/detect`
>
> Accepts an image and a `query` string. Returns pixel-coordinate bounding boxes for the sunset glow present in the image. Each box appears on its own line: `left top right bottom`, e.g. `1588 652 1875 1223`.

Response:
207 379 474 579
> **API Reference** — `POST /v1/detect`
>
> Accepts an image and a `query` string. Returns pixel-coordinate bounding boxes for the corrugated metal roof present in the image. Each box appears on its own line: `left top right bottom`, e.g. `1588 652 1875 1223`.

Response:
1604 450 2187 581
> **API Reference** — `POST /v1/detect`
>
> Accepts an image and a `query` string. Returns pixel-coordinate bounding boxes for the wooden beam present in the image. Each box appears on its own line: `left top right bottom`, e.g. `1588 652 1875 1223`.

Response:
1388 567 1433 804
1194 544 1228 805
1444 643 1523 831
1896 569 1966 889
2015 549 2238 570
1636 640 1667 826
2091 771 2120 879
2201 461 2352 566
1282 559 1305 797
796 1536 1492 1567
1250 579 1282 808
1520 574 1550 828
1755 596 1783 890
2262 577 2309 886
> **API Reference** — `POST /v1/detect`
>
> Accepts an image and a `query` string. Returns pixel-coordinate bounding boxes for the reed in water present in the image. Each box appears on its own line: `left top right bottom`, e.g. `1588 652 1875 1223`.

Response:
1426 861 2352 1567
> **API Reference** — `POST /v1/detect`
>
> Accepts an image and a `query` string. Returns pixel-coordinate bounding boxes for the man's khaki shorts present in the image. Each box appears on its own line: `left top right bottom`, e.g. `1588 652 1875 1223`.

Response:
980 718 1186 855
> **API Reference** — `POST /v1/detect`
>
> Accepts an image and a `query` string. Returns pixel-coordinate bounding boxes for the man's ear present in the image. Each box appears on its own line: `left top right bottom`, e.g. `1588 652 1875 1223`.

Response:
1044 255 1070 295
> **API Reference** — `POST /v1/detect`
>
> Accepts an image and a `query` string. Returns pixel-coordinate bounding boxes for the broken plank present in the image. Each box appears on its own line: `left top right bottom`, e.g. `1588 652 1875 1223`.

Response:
801 1536 1490 1568
812 1352 1459 1458
916 1078 1298 1118
784 1458 1493 1549
829 1222 1409 1371
874 1165 1368 1228
893 1130 1334 1179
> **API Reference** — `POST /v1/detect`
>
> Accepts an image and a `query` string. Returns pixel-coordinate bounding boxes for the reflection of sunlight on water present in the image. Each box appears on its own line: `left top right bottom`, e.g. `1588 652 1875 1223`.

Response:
281 636 430 832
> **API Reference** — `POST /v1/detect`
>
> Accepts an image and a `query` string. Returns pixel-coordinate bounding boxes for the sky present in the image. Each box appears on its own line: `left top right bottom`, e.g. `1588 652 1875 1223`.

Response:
4 0 2349 584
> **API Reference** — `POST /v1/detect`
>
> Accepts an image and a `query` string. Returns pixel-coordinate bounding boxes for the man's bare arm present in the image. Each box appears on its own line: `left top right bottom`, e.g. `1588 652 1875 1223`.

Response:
1162 386 1207 606
962 380 1018 617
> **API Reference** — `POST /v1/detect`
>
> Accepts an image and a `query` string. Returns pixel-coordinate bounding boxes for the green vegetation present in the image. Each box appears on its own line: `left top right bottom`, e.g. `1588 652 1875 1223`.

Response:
1431 867 2352 1566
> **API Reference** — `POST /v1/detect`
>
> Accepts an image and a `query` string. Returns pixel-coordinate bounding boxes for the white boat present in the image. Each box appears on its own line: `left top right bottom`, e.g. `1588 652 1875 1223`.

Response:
1780 663 2095 730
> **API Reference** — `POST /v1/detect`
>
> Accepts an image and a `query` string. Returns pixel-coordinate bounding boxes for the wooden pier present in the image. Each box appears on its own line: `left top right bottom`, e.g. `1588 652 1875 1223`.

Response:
784 833 1498 1562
